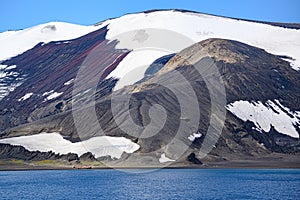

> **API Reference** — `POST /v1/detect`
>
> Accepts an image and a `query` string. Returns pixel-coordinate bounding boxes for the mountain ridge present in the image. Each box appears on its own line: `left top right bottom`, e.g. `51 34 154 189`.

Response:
94 9 300 30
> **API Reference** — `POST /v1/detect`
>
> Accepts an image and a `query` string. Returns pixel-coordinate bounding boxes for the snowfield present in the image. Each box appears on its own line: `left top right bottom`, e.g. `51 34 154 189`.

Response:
99 10 300 89
227 100 300 138
0 22 99 61
1 10 300 91
0 132 140 159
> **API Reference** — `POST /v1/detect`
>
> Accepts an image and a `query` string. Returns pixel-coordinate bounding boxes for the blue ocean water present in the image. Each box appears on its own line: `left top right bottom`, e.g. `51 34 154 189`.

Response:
0 169 299 199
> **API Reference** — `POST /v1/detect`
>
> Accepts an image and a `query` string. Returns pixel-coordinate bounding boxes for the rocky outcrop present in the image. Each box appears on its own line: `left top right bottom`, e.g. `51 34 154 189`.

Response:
79 152 97 162
0 143 95 163
187 153 202 165
0 143 60 161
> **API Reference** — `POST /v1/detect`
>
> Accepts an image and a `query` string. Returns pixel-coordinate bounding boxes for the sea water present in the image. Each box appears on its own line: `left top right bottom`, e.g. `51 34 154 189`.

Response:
0 169 299 199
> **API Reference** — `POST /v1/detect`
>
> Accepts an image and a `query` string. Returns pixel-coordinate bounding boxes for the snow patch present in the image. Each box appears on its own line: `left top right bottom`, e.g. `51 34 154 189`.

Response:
0 71 7 78
5 65 17 70
159 153 175 163
107 49 171 90
0 132 140 159
42 90 54 96
63 78 74 86
227 100 300 138
188 132 202 142
5 65 16 70
0 65 7 70
18 93 33 101
45 92 63 100
0 65 23 100
0 82 23 100
43 90 63 101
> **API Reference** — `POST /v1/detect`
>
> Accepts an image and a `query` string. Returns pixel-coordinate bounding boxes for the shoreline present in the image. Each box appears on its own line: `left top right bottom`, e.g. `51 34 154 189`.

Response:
1 164 300 172
1 153 299 171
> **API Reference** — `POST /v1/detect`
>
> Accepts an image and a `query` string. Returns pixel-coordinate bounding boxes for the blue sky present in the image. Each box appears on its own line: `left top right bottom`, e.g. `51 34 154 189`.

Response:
1 0 299 32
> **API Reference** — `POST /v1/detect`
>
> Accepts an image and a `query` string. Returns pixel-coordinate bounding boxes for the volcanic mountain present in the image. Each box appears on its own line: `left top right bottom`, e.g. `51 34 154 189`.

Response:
0 10 299 168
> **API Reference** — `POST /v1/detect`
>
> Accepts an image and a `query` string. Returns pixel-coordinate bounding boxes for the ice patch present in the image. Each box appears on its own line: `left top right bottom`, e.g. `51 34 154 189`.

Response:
0 132 140 159
159 153 175 163
18 92 33 101
227 100 300 138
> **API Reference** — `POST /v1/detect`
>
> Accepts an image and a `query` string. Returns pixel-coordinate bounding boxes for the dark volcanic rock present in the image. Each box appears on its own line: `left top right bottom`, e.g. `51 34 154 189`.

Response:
59 153 79 162
79 152 97 161
0 26 130 132
0 143 81 162
0 143 58 161
187 153 202 165
1 38 300 165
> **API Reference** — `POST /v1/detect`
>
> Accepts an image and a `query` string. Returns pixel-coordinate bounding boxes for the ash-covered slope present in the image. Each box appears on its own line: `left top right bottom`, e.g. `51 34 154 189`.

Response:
122 38 300 155
1 38 299 167
0 26 129 132
1 9 300 133
0 10 300 167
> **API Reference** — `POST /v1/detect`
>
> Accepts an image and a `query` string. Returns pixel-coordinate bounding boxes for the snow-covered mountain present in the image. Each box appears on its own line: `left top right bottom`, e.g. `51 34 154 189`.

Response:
104 10 300 90
1 10 299 91
0 10 299 100
0 22 99 61
0 10 299 168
